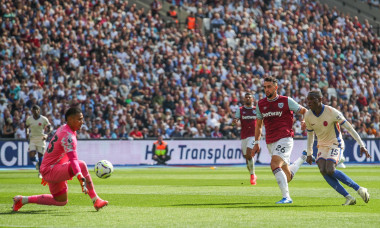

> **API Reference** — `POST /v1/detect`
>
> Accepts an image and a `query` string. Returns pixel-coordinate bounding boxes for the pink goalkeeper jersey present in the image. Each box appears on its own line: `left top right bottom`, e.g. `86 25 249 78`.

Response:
41 124 77 171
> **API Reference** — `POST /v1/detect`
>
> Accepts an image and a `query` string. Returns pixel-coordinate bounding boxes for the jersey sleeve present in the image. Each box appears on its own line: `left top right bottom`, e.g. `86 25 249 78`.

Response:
287 97 302 113
235 108 241 119
256 105 263 120
331 107 347 125
43 116 51 127
304 112 313 132
61 132 76 154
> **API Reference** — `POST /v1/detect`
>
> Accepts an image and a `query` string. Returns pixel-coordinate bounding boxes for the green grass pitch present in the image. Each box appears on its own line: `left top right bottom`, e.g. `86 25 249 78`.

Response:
0 165 379 227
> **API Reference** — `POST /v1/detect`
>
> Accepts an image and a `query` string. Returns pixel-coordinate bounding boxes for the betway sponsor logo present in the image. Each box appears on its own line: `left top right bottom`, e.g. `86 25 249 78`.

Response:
262 111 282 118
242 116 256 119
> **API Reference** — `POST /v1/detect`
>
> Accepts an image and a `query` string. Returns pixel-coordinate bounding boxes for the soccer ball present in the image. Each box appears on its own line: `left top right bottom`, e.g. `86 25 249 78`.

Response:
94 160 114 179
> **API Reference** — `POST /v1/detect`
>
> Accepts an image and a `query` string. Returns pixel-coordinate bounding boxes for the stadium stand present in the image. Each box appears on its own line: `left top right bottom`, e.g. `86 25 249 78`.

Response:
0 0 379 140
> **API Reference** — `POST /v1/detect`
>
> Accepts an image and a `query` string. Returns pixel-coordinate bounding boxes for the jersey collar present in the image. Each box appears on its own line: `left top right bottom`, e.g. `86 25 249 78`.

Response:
312 104 325 117
266 95 279 102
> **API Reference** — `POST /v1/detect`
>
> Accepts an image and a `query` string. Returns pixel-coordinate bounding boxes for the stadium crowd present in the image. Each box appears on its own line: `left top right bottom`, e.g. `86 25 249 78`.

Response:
0 0 379 140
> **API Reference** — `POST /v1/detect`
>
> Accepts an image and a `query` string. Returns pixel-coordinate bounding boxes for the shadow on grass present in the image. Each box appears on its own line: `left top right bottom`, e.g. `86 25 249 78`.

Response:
0 210 75 215
0 210 52 215
170 202 344 208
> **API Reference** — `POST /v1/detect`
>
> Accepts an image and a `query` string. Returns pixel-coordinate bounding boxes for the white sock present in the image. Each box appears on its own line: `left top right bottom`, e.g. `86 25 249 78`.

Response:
91 196 99 203
273 168 290 198
289 155 306 178
22 196 28 205
247 158 255 175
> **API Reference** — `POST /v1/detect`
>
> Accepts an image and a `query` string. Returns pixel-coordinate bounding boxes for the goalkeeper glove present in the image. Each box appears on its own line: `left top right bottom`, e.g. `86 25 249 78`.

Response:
76 173 88 194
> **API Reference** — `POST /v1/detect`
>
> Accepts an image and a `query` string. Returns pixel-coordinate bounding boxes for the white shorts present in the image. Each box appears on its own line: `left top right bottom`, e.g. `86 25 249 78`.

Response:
316 145 344 164
28 143 46 154
241 137 255 155
267 137 293 165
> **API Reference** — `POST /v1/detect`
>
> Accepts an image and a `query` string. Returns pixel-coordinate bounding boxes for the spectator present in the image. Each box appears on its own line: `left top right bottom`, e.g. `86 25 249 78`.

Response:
2 118 15 138
186 12 196 30
211 126 223 138
15 122 26 139
129 126 143 139
151 0 162 17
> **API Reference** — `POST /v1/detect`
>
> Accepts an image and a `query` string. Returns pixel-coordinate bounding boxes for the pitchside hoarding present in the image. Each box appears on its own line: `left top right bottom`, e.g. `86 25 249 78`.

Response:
0 139 379 167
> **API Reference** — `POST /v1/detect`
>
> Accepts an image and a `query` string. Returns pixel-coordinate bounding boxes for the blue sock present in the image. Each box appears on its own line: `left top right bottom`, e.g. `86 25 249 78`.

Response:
38 156 43 169
323 175 349 197
332 170 360 191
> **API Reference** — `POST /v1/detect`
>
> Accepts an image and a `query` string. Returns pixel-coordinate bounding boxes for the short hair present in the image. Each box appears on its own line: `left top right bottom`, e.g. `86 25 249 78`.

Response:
32 105 40 110
264 76 278 85
245 92 252 97
308 90 322 99
65 107 82 121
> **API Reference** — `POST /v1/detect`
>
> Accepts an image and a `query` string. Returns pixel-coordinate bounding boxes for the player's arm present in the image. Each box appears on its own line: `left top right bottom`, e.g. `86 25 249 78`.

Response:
25 125 29 140
25 119 30 139
231 108 240 126
341 121 371 158
43 124 53 140
288 97 307 127
252 106 263 155
305 117 315 164
63 135 88 194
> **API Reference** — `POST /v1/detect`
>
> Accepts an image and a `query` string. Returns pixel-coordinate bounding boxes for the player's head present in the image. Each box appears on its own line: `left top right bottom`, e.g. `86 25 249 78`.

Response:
65 107 84 131
306 90 322 111
263 76 278 99
244 92 253 106
31 105 40 118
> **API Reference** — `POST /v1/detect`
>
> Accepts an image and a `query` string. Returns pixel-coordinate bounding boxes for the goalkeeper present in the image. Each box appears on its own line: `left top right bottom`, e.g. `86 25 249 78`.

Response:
12 107 108 212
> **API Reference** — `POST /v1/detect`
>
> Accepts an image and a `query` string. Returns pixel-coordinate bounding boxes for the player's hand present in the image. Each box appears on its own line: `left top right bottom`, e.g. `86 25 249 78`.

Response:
306 156 313 165
300 121 306 131
360 147 371 159
252 144 260 156
41 178 48 186
76 173 88 194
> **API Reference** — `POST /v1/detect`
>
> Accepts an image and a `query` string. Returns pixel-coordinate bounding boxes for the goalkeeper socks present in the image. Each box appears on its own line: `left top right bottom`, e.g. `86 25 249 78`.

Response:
79 161 97 198
28 195 67 206
247 158 255 175
323 175 349 197
273 167 290 198
332 170 360 191
91 196 99 203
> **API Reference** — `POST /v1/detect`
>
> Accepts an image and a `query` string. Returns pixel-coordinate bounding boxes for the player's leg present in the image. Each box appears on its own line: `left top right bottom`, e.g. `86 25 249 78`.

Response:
13 188 68 211
271 155 292 203
268 138 293 203
77 160 108 210
36 145 45 178
337 151 346 168
12 164 72 211
28 144 38 169
242 138 257 185
271 138 295 183
316 149 355 205
325 149 369 203
288 151 308 181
